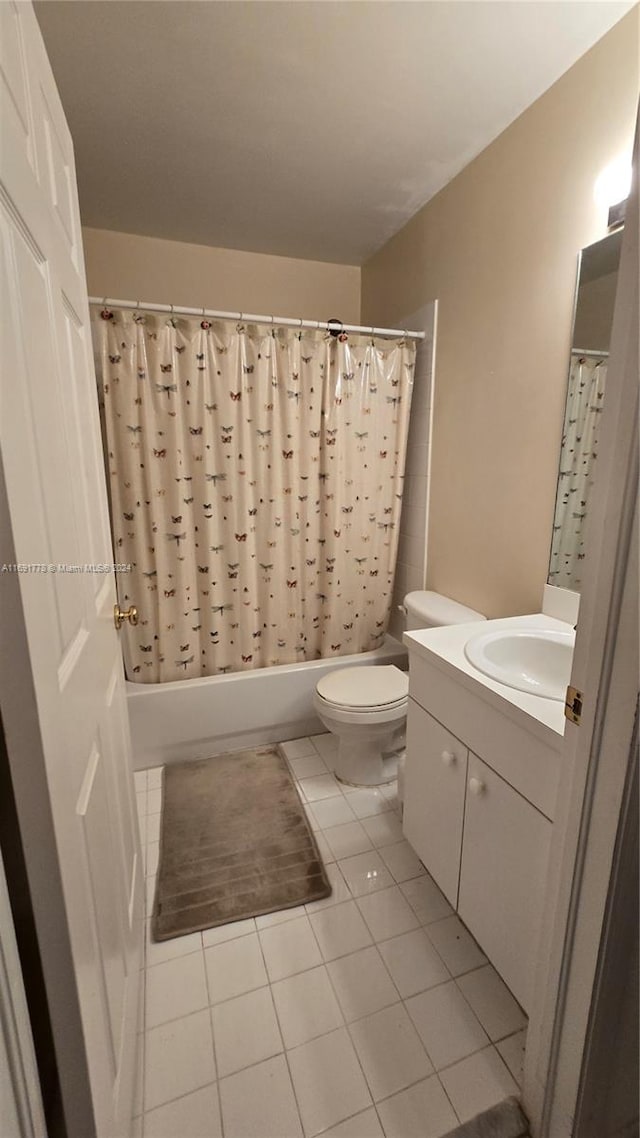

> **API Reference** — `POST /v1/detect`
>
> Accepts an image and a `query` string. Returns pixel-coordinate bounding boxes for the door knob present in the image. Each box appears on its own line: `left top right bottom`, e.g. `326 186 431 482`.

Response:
441 751 456 767
114 604 138 630
468 777 485 796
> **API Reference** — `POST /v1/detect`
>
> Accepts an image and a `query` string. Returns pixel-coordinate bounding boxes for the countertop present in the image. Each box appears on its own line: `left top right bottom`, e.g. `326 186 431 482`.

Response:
403 613 572 741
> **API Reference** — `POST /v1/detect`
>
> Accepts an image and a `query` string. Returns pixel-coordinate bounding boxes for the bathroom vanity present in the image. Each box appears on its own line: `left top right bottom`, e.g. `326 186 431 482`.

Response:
402 614 572 1013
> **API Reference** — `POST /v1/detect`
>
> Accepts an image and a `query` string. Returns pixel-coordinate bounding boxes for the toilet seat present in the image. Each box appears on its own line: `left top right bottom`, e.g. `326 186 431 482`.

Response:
316 665 408 713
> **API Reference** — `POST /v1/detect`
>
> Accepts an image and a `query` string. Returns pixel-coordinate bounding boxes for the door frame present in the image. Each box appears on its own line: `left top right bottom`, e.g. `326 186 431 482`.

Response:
0 841 46 1138
524 114 638 1135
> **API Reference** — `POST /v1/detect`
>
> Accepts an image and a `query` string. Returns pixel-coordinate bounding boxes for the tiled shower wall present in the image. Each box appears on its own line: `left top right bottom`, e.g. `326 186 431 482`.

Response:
389 302 437 641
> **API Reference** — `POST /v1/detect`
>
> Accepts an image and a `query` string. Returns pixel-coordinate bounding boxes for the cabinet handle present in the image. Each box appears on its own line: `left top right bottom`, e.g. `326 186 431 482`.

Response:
441 751 456 767
468 777 485 796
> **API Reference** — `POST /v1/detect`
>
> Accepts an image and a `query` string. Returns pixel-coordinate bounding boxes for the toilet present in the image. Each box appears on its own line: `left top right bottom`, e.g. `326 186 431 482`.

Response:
313 591 486 786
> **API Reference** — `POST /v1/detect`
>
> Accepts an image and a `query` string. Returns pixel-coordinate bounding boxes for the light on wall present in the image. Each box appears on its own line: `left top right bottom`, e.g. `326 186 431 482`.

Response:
594 154 632 229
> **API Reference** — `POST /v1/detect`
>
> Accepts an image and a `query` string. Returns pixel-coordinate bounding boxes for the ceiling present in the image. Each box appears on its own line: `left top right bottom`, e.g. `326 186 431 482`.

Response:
35 1 631 266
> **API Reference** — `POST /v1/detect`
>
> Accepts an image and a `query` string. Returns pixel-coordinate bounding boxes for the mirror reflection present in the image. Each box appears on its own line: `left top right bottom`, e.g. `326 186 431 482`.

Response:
548 229 623 591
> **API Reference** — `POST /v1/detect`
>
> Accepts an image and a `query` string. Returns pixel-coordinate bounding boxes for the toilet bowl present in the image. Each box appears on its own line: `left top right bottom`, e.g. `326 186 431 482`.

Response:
314 665 409 786
314 591 486 787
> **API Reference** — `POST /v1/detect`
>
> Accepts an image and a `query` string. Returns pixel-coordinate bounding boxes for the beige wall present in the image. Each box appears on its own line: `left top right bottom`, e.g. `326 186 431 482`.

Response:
362 11 638 618
82 227 361 323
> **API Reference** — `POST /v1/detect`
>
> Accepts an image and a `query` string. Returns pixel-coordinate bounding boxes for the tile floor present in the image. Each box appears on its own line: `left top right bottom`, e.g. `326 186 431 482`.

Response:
134 733 527 1138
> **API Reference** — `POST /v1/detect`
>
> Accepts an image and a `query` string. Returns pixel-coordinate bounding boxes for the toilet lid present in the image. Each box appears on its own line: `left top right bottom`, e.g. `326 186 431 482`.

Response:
316 665 408 710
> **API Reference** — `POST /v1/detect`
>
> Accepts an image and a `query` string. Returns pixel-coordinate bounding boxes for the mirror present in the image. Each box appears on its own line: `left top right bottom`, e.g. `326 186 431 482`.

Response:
547 229 623 591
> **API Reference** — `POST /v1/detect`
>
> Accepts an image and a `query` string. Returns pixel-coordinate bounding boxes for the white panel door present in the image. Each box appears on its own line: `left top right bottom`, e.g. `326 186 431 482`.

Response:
0 5 142 1136
458 753 552 1012
402 700 468 907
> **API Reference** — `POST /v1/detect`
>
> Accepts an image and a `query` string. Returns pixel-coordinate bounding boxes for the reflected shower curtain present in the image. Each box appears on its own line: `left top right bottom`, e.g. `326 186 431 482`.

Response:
548 354 607 590
96 308 415 682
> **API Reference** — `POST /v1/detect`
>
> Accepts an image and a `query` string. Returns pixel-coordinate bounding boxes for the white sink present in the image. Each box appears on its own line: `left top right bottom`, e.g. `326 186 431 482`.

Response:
464 628 575 701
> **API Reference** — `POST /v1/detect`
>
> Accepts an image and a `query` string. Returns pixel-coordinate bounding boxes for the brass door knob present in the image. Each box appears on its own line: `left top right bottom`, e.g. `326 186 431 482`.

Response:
114 604 138 630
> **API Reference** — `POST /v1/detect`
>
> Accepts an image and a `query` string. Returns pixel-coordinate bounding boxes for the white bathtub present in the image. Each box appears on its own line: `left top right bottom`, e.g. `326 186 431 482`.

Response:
126 636 407 770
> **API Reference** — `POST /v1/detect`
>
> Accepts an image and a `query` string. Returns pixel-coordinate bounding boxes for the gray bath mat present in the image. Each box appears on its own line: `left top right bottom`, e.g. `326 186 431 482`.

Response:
152 746 331 941
443 1098 530 1138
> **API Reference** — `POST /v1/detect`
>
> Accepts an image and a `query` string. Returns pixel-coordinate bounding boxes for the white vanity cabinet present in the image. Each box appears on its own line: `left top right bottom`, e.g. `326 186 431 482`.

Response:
403 695 554 1012
403 702 468 908
458 753 552 1010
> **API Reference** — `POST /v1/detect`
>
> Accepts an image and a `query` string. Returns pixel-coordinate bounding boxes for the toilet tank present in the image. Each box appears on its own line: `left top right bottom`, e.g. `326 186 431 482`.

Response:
403 590 486 631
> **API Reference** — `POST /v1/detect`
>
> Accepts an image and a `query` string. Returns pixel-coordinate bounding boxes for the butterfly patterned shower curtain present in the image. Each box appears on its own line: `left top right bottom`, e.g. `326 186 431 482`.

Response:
548 353 607 590
95 307 415 682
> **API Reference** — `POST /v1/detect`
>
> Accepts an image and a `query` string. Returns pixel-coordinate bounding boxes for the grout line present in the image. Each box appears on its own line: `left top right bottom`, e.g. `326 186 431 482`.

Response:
435 1070 462 1127
253 925 305 1137
140 741 518 1129
142 1080 219 1121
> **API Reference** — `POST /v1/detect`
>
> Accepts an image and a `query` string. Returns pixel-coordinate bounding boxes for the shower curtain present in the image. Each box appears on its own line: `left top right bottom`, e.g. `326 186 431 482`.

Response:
548 354 607 591
96 308 415 682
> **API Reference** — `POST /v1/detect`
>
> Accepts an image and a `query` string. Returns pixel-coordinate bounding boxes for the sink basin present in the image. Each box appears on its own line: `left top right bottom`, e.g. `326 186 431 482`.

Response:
464 628 575 701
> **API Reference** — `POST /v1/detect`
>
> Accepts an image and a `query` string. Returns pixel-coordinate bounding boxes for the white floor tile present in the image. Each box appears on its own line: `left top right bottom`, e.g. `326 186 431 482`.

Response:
311 734 338 761
308 795 356 830
143 1083 222 1137
349 1004 433 1102
219 1053 303 1138
271 965 344 1049
202 917 256 948
299 773 342 802
324 821 374 860
256 906 307 930
288 753 329 779
146 925 203 969
380 780 399 801
378 929 450 998
146 812 161 845
146 842 160 878
356 886 420 943
400 877 453 926
305 862 351 913
147 767 164 790
376 1075 458 1138
438 1046 519 1123
147 788 162 816
288 1027 372 1136
405 981 489 1070
145 876 157 918
304 803 321 831
204 933 268 1004
456 965 527 1042
360 812 404 848
320 1107 384 1138
309 901 373 962
312 830 335 865
327 946 399 1022
281 738 317 761
379 840 425 883
259 915 323 982
212 986 283 1077
134 1034 144 1115
144 1010 216 1111
426 916 487 977
145 952 208 1029
342 787 390 820
496 1028 527 1086
338 852 394 897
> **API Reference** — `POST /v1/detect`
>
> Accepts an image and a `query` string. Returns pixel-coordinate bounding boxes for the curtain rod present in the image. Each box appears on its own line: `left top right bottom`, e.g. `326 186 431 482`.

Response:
88 297 425 341
571 348 610 357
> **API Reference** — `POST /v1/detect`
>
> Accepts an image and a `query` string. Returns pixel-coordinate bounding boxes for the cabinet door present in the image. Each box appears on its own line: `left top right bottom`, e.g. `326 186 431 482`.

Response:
402 700 468 906
458 754 552 1011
